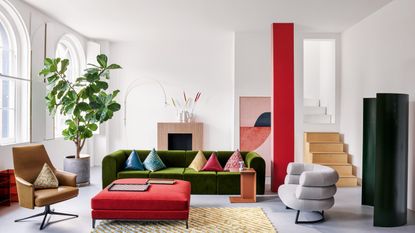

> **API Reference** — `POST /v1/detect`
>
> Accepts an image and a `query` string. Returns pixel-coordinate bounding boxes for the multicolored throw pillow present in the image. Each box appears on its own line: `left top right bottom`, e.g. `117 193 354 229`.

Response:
143 148 166 171
188 150 207 172
224 149 245 171
33 163 59 189
202 152 223 171
124 150 144 170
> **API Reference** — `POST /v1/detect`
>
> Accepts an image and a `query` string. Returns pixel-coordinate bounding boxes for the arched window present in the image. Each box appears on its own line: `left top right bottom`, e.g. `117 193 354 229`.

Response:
0 0 30 145
54 34 85 137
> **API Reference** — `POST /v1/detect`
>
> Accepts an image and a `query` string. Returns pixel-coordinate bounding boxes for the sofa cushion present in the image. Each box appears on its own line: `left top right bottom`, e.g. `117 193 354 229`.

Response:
296 185 337 200
188 151 207 172
143 149 166 172
183 168 216 194
185 151 215 167
202 153 223 171
299 168 339 187
149 167 184 180
124 150 144 170
224 150 244 171
217 151 248 167
287 163 315 175
117 170 150 179
216 171 240 194
123 150 150 162
284 174 300 184
34 163 59 189
278 184 335 211
157 150 186 167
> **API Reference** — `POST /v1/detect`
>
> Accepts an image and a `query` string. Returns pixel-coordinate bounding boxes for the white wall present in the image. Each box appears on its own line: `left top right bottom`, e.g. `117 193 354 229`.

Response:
0 0 91 170
234 31 272 175
107 34 235 152
303 41 321 100
318 40 336 119
341 0 415 210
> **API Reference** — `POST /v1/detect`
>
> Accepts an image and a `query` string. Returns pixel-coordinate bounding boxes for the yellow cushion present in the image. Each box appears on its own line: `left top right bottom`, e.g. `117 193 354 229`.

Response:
33 163 59 189
188 151 207 172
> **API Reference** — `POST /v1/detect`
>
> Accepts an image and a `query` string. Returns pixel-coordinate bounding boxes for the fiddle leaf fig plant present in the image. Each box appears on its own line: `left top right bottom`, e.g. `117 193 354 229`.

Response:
39 54 121 159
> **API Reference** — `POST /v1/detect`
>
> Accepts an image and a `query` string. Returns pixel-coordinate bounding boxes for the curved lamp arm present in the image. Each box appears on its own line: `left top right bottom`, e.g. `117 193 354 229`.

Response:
123 78 168 126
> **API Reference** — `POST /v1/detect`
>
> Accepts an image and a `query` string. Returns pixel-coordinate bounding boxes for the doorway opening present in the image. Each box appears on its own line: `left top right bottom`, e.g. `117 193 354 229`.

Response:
303 39 336 124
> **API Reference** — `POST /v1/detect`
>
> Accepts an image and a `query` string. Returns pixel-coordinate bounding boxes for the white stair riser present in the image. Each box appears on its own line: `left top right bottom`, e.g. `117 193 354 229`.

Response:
304 99 320 107
304 114 331 124
304 106 326 115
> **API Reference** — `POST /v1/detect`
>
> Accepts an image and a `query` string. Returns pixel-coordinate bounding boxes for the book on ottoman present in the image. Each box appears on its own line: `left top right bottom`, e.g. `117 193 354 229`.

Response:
108 183 150 192
113 178 149 185
147 179 176 185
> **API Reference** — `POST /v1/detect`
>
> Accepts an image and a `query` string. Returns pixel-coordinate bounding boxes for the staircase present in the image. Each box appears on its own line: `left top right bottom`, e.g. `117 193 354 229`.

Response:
304 132 358 187
304 98 331 124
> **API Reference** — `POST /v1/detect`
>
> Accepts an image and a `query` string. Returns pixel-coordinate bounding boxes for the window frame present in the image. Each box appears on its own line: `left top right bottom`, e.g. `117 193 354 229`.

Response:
0 0 30 145
53 34 85 138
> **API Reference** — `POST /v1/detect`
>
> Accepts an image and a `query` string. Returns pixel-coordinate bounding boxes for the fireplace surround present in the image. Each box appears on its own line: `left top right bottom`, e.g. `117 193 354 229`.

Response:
157 122 203 150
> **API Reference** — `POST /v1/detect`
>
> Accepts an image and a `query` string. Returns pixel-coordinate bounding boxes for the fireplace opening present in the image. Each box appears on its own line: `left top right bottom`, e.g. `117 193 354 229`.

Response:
168 133 192 150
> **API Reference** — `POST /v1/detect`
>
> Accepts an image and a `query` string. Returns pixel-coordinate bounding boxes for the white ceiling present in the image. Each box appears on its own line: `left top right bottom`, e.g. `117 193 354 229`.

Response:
22 0 393 41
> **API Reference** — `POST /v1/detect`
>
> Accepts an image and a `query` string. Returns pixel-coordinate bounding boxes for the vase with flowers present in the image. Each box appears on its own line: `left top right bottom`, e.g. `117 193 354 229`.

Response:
171 91 201 122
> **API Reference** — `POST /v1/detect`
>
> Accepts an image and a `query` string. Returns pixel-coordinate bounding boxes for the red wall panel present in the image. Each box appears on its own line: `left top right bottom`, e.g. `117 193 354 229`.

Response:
271 23 294 192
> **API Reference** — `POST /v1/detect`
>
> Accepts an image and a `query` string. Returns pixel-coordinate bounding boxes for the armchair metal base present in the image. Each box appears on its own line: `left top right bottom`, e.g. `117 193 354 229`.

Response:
15 205 78 230
295 210 325 224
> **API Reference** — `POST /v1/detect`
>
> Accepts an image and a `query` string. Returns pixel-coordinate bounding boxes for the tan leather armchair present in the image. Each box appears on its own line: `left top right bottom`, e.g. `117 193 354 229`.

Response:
13 144 79 230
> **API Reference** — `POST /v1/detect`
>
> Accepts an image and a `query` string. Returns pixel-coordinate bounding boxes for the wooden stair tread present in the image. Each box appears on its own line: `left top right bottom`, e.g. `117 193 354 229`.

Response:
311 152 345 154
306 140 340 143
319 163 351 166
306 132 339 134
307 142 344 144
339 175 357 178
311 152 347 154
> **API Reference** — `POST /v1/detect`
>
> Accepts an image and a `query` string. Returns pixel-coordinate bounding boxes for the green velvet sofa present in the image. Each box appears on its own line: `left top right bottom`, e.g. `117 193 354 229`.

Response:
102 150 265 195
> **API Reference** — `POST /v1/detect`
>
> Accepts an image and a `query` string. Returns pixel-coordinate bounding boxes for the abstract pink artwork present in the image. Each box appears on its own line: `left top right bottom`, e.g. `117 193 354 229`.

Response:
240 97 272 176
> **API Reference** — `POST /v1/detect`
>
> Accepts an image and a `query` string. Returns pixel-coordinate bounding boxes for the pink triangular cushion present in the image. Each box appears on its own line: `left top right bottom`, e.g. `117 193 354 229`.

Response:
224 149 245 171
202 152 223 171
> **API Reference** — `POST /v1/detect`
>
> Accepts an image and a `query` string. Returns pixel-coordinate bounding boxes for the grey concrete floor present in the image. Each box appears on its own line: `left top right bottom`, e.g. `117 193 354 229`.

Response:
0 166 414 233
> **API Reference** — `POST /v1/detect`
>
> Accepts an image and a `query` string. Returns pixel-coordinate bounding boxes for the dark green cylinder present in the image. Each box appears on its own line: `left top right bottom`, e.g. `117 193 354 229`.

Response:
362 98 376 206
374 93 408 227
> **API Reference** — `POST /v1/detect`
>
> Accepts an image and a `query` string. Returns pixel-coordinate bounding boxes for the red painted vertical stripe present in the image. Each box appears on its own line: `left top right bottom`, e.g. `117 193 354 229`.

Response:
271 23 294 192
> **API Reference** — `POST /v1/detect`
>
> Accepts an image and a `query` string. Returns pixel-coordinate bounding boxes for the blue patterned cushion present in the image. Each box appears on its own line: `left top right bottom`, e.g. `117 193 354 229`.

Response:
143 148 166 171
124 150 144 170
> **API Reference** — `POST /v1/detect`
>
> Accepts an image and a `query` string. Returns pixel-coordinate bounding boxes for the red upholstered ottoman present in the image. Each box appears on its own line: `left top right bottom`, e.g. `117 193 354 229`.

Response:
91 178 191 228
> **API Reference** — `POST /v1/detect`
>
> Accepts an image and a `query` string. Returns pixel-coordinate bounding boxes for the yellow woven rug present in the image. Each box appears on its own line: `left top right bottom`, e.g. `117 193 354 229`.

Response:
92 207 277 233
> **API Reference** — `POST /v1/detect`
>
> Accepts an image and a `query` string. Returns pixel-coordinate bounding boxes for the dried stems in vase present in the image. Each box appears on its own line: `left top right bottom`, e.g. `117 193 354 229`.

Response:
170 91 202 122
